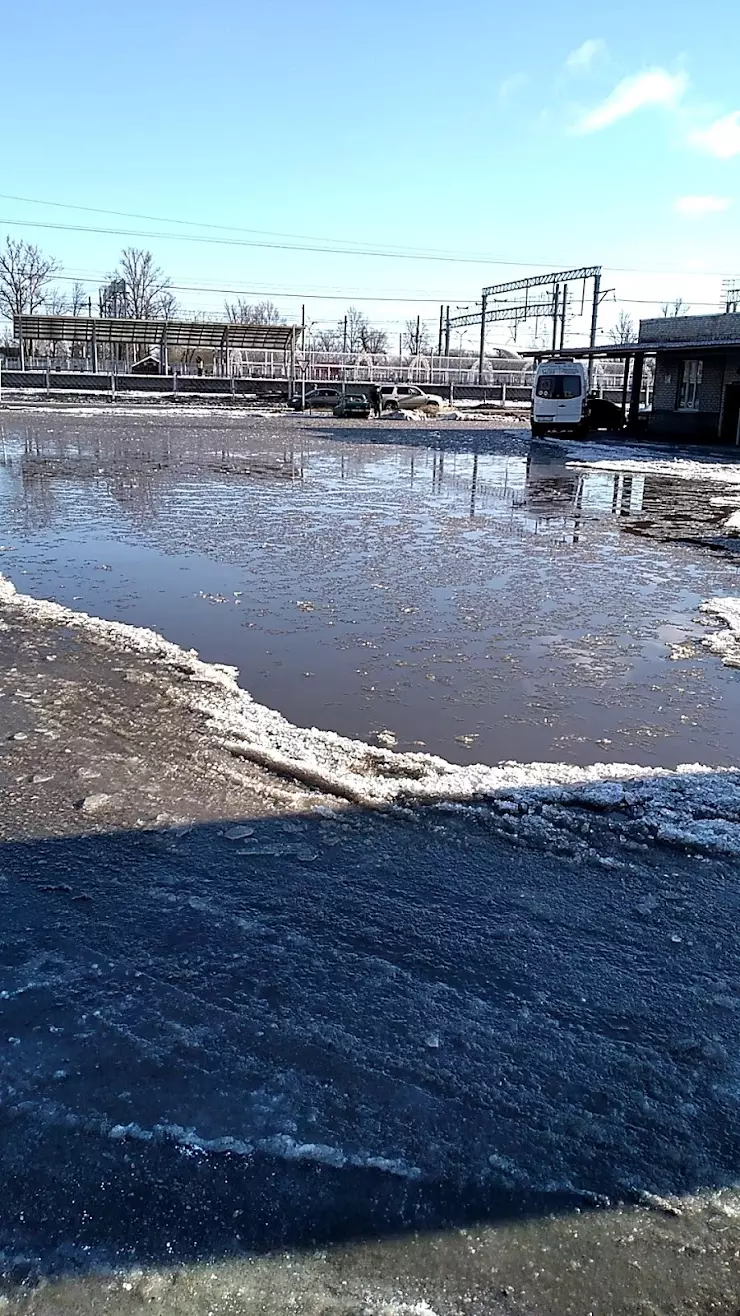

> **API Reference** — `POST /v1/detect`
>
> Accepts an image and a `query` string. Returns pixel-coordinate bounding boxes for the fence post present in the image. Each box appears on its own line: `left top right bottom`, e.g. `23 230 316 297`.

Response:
172 370 178 395
45 368 50 396
111 372 116 404
502 382 507 405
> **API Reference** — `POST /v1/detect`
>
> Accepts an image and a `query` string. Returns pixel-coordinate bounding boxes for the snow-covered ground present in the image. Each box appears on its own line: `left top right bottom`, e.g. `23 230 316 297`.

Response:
2 572 739 858
557 435 740 488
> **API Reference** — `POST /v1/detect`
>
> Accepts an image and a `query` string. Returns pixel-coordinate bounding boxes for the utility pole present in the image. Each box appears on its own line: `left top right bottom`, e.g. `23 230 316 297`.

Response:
342 315 348 355
301 303 305 350
437 304 444 355
551 284 560 353
588 270 601 388
559 284 568 352
477 293 488 384
414 314 421 356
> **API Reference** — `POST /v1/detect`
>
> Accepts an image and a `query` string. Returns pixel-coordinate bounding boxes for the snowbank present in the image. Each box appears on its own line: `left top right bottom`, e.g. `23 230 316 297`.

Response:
2 573 739 856
701 596 740 668
555 438 740 489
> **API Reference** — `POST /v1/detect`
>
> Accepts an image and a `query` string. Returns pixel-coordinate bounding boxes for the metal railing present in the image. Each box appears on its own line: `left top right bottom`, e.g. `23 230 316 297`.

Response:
8 351 629 392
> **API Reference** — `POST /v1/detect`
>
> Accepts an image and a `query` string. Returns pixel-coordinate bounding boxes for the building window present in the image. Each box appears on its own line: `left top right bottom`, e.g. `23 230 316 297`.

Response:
678 359 703 410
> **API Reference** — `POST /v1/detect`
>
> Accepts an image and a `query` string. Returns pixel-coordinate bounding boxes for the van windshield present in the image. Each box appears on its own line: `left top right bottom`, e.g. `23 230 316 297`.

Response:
536 374 582 399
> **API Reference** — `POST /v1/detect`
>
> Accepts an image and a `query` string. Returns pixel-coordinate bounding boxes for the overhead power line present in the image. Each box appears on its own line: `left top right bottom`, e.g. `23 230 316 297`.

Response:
0 197 733 278
0 212 575 270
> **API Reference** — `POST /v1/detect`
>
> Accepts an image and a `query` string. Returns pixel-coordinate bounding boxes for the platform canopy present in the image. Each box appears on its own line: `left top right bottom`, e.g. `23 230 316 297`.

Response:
14 315 298 351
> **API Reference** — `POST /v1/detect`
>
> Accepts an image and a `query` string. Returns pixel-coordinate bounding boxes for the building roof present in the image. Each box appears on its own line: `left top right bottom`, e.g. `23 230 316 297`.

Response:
522 338 740 360
14 315 298 351
523 310 740 360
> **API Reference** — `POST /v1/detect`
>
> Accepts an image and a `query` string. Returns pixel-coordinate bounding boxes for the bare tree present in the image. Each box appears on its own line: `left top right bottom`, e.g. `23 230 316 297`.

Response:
70 281 88 316
313 325 341 352
108 248 175 318
661 297 690 318
337 306 388 354
359 320 388 354
608 311 636 344
157 289 179 320
45 287 70 314
403 317 433 355
0 237 60 321
224 298 283 324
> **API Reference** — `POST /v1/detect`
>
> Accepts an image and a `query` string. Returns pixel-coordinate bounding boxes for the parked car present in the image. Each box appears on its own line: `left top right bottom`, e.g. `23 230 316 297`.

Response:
379 384 442 411
333 393 371 419
289 387 344 411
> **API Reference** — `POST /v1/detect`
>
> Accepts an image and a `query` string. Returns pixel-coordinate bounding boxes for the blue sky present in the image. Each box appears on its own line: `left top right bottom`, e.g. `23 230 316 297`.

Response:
2 0 739 347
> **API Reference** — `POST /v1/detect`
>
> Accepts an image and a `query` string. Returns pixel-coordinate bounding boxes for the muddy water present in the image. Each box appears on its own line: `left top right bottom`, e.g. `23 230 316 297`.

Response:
1 410 739 769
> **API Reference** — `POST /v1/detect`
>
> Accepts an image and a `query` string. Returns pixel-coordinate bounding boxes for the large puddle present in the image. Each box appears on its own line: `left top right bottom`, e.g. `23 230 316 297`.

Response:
1 410 739 769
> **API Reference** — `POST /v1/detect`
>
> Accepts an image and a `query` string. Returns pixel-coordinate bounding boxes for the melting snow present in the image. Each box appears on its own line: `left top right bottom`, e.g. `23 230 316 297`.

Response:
701 596 740 668
556 438 740 489
1 573 739 857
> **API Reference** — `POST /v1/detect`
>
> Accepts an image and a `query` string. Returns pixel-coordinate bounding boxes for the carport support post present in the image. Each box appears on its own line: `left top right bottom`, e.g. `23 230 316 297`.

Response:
477 293 488 384
587 271 601 389
627 352 644 432
621 354 631 423
288 327 296 402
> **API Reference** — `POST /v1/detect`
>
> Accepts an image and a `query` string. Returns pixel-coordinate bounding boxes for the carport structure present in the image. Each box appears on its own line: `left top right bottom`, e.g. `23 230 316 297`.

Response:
13 315 300 384
525 311 740 444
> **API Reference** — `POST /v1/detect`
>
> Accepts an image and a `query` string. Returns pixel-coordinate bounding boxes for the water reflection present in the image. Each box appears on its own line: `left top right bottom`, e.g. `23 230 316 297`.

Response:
1 413 739 770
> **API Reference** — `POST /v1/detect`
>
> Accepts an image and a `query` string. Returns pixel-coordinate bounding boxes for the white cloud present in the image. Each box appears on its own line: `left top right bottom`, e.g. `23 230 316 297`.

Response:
674 194 731 216
565 39 606 72
689 111 740 159
573 68 687 134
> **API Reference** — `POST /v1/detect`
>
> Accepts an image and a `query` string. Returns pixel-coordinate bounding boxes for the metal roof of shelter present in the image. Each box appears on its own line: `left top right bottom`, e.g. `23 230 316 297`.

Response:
14 315 298 351
523 337 740 360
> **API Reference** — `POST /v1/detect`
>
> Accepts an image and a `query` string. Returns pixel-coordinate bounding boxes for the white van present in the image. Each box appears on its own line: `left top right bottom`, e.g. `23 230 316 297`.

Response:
531 360 589 437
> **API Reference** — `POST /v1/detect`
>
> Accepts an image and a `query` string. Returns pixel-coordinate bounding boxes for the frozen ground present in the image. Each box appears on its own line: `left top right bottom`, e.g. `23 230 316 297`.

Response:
3 591 740 1316
2 411 740 771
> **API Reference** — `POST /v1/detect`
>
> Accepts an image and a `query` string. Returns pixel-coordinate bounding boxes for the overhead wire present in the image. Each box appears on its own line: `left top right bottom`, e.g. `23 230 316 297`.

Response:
0 201 734 279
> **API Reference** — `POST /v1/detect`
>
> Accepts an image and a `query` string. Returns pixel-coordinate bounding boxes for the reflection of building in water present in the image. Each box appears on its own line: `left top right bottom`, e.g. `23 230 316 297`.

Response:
523 447 647 544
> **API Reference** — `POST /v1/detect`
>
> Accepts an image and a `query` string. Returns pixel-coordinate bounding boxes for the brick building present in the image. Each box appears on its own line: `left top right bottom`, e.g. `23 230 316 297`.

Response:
640 313 740 445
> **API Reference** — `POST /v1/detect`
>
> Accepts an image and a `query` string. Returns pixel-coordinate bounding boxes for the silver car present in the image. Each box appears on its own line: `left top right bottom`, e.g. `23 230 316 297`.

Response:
379 384 442 411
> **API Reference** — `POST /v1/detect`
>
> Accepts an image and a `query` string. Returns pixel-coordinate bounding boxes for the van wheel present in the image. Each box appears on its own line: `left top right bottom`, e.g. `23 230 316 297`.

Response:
531 422 546 437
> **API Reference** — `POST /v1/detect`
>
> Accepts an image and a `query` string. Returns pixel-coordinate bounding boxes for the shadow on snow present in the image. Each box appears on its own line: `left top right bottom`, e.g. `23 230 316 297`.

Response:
1 789 740 1277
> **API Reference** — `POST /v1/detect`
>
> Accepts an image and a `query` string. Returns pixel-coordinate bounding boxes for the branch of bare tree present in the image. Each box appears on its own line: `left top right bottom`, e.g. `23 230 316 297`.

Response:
0 237 61 322
224 299 284 325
